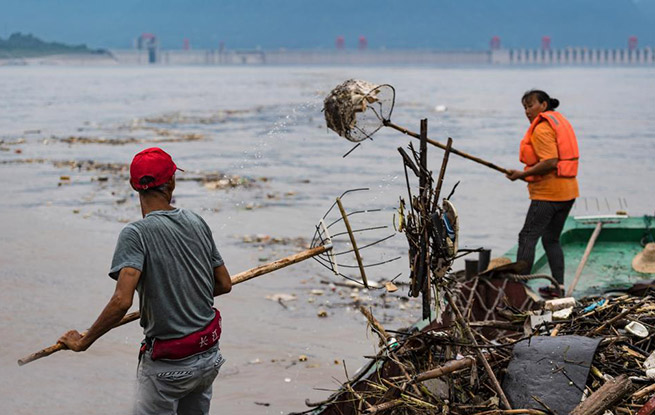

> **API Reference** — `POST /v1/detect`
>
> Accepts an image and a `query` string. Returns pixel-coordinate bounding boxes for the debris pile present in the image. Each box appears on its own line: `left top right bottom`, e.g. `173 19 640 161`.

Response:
323 79 394 142
297 279 655 415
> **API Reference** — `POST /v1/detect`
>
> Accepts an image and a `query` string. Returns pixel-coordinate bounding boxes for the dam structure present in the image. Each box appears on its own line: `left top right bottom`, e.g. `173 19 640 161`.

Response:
109 47 655 66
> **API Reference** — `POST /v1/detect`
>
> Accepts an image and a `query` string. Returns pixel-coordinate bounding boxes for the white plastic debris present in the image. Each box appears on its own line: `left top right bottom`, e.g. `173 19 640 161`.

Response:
625 321 649 338
553 307 574 320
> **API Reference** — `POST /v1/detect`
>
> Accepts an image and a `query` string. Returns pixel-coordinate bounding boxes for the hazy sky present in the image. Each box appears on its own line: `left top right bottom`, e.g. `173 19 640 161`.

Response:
1 0 654 50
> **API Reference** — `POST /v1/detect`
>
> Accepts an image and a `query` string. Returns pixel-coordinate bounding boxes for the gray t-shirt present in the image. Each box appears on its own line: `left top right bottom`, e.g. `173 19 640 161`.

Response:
109 208 224 340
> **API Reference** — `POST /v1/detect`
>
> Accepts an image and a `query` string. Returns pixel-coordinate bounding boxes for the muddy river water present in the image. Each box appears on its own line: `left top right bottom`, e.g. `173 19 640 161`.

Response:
1 66 654 414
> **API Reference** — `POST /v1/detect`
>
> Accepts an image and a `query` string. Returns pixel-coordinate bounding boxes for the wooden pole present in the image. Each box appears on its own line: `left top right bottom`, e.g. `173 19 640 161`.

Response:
566 222 603 297
17 244 330 366
419 119 431 321
384 121 512 175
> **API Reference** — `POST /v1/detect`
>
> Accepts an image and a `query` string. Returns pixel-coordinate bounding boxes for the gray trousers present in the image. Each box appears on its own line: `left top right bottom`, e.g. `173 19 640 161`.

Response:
135 344 225 415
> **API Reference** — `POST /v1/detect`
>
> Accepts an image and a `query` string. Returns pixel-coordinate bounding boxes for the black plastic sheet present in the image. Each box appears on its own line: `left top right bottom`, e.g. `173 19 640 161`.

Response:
502 335 602 414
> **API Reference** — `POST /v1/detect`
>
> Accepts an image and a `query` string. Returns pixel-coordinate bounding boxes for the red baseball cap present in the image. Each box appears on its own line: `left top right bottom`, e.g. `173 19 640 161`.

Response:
130 147 182 190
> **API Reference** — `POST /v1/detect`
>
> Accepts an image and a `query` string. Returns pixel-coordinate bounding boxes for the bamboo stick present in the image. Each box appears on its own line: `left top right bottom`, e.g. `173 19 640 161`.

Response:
336 197 368 288
17 244 331 366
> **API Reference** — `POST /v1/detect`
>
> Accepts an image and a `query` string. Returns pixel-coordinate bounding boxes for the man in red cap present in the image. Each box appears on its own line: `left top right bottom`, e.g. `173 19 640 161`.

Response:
58 147 232 414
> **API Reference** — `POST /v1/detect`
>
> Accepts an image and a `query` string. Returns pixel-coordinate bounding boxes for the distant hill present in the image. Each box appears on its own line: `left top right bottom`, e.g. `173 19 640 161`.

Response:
0 0 654 50
0 32 106 58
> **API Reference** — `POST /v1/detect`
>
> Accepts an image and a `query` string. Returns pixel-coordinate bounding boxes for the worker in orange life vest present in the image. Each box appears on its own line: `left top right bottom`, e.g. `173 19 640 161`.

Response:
506 90 580 297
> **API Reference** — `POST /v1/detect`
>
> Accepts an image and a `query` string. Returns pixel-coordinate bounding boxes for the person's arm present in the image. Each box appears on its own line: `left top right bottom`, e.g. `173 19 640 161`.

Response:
213 264 232 296
507 121 559 181
58 267 141 352
506 158 558 181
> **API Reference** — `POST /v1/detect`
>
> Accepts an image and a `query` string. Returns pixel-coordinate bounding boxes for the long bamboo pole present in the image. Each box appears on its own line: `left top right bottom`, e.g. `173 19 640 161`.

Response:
384 121 512 175
17 244 330 366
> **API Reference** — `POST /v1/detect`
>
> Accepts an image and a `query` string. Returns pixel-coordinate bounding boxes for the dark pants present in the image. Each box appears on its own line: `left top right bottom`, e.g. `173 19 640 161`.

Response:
517 199 575 285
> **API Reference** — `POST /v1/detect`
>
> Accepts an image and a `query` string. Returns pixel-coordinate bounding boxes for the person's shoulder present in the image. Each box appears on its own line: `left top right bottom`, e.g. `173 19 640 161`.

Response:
117 221 143 238
178 207 201 220
178 208 211 227
534 120 555 134
533 120 556 141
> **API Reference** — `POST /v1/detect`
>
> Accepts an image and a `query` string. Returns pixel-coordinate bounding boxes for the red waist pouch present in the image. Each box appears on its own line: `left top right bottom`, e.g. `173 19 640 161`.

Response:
150 308 222 361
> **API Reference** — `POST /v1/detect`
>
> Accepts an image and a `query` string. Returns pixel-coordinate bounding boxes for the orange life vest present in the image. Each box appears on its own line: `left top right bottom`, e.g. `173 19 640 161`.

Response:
519 111 579 182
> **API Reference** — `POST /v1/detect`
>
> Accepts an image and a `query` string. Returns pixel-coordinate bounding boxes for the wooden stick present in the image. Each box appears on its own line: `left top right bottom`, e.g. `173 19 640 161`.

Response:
633 383 655 400
570 374 634 415
231 244 329 285
413 356 476 383
419 119 431 320
17 244 331 366
384 121 512 175
566 221 603 297
359 305 390 341
432 137 453 208
336 197 368 288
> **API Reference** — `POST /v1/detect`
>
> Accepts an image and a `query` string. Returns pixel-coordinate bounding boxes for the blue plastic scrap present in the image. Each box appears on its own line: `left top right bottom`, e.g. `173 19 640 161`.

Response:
583 298 607 313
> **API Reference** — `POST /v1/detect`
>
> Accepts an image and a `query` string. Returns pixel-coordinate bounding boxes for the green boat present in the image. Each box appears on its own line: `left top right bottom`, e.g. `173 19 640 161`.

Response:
504 214 655 297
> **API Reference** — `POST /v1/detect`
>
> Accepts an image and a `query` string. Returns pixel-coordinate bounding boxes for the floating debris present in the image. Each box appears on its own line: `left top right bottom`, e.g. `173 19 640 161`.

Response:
239 234 309 249
178 172 256 190
142 109 257 125
51 131 204 145
265 293 297 302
